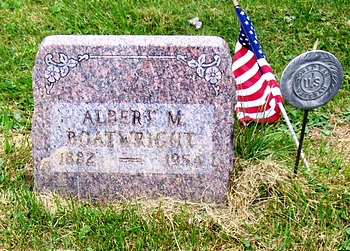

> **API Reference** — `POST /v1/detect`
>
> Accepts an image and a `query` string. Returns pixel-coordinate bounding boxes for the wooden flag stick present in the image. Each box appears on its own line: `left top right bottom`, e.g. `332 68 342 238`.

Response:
232 0 239 7
278 103 310 171
313 39 319 51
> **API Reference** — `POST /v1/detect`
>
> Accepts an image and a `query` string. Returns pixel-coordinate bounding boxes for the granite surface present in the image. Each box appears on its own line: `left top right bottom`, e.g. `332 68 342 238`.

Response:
32 35 236 203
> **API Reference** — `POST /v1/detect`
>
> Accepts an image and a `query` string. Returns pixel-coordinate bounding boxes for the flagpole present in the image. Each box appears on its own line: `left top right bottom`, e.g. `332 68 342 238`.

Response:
232 0 239 7
278 103 310 170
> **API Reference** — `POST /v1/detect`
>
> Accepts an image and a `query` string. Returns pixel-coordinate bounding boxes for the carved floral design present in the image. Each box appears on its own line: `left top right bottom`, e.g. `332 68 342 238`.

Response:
177 54 222 96
205 66 222 84
44 65 61 83
43 52 223 96
44 53 89 94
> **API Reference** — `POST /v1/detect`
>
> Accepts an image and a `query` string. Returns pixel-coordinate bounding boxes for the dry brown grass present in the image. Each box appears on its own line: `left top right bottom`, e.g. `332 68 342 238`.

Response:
308 123 350 164
226 159 293 233
326 124 350 162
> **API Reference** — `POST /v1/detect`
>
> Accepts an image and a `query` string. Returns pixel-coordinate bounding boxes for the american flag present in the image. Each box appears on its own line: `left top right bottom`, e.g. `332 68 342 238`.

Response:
232 7 283 123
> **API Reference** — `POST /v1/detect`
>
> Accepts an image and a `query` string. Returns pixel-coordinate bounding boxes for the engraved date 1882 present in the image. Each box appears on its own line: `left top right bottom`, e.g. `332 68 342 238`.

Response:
59 151 96 166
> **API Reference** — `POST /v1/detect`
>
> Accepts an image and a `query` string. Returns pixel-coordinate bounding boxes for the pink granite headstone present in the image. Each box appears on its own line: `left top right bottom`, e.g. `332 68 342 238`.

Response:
32 35 235 203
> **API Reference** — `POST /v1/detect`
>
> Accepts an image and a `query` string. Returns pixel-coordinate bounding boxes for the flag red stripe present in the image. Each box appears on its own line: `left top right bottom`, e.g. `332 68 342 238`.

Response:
233 56 257 77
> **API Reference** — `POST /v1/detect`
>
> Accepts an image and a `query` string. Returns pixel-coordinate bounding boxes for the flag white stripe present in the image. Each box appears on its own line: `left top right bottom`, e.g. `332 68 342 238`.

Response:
236 76 265 96
236 72 276 96
257 58 269 67
236 99 277 120
234 42 242 53
236 86 281 108
236 87 281 108
235 62 260 84
271 86 282 96
232 48 255 72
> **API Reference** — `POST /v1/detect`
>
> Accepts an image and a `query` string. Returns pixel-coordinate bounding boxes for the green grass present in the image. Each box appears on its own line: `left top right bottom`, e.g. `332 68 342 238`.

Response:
1 0 350 250
1 192 223 250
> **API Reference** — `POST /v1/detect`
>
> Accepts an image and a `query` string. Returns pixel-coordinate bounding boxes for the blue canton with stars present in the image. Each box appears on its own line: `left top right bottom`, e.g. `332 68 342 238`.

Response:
236 7 266 60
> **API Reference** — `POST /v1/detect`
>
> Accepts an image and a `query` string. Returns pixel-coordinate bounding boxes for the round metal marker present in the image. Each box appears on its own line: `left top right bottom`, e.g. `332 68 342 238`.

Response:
281 50 343 110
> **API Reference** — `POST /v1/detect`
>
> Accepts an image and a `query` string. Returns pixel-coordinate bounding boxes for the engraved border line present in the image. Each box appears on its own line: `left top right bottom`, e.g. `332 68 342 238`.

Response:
119 157 143 163
89 55 177 60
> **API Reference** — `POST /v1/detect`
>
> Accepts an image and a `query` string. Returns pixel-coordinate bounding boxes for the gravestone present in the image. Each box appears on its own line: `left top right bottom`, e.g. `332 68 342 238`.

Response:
32 35 235 203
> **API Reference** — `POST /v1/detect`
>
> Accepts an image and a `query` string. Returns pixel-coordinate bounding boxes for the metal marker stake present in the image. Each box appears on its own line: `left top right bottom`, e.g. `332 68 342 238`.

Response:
294 110 309 174
281 50 343 174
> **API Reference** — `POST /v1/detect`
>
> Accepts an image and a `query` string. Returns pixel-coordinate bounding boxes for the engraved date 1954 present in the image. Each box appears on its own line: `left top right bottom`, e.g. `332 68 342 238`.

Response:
59 151 96 166
165 153 202 167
